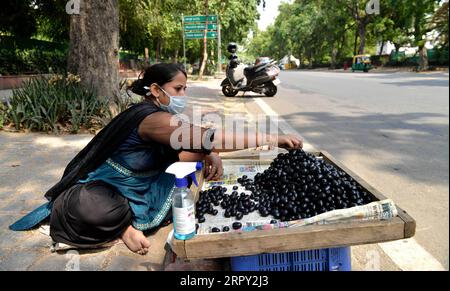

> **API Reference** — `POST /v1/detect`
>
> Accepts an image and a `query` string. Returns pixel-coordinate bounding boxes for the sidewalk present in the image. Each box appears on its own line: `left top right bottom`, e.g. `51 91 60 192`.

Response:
0 132 168 270
0 90 12 103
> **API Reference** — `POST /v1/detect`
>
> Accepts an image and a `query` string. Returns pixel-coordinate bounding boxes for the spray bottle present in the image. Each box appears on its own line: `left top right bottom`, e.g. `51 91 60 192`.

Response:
166 161 202 240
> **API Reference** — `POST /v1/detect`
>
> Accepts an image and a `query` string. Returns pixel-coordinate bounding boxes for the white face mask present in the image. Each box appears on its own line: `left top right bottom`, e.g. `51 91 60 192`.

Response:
156 85 187 114
144 85 187 114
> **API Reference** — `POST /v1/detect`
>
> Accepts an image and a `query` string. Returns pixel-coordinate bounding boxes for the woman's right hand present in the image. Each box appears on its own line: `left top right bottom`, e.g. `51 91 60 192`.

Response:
204 152 224 181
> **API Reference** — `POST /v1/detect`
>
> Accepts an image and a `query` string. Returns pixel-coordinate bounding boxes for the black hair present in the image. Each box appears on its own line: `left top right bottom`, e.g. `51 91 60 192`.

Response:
130 63 187 96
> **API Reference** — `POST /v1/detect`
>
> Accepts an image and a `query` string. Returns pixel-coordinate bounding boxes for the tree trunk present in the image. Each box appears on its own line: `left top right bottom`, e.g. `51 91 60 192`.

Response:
394 43 401 53
68 0 119 103
358 23 366 55
418 46 429 71
298 51 302 70
308 51 313 69
210 48 215 66
174 48 179 63
330 46 338 69
198 0 209 78
379 40 385 55
144 47 149 66
337 32 346 61
155 39 161 63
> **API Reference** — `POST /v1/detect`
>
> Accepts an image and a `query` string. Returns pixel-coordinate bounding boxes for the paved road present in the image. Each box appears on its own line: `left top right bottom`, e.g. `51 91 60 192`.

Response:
248 70 449 269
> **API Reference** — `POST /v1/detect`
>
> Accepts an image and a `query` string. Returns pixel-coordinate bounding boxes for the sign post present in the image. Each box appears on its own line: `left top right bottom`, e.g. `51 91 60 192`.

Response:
182 15 221 73
217 17 222 73
182 14 186 70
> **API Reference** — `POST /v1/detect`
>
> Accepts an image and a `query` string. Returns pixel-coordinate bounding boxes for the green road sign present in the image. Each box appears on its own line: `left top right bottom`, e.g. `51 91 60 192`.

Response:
184 15 217 23
184 23 217 31
185 31 218 39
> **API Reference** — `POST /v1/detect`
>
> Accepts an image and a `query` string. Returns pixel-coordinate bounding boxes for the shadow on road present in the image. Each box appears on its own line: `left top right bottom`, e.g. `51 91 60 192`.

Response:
381 79 449 87
354 72 449 87
227 94 276 99
281 110 449 187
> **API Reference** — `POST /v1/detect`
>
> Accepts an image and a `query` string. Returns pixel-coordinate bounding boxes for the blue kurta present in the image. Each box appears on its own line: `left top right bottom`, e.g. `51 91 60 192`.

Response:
78 128 179 231
9 127 180 232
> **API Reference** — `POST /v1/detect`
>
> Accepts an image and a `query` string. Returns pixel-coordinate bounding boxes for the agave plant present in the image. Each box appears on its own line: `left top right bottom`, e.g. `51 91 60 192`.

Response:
6 74 110 134
0 102 6 129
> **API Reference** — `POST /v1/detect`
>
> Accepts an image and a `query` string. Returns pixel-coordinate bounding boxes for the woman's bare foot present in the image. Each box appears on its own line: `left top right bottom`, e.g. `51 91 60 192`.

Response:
121 225 151 255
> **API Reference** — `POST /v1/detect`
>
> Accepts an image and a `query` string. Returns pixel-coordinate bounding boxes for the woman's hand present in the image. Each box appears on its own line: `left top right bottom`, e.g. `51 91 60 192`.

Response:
204 152 223 181
277 134 303 150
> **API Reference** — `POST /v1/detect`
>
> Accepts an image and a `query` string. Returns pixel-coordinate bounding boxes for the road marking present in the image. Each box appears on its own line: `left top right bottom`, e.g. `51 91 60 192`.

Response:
254 98 317 152
379 239 446 271
253 96 447 271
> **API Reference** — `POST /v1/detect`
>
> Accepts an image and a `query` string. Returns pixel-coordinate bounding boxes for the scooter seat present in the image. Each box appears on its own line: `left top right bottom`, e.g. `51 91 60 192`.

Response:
244 63 267 75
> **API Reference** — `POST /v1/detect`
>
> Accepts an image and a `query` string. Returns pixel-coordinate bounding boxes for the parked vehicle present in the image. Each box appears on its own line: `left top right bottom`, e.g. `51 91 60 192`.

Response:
352 54 373 72
221 43 281 97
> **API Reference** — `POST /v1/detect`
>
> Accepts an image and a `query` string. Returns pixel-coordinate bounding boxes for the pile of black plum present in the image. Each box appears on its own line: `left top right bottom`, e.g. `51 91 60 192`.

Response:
249 149 374 221
196 149 374 225
196 186 226 223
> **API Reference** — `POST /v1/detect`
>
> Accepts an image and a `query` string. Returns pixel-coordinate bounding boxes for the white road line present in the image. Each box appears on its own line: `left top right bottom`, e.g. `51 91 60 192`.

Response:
254 98 317 153
379 239 446 271
253 96 446 271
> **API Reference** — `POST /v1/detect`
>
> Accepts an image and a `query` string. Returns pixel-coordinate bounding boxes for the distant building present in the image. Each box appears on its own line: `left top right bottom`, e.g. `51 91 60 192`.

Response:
280 55 300 68
376 31 437 56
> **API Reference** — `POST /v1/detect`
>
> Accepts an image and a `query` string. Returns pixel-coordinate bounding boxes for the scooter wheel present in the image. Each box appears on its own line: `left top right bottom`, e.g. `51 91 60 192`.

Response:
264 82 277 97
222 86 239 97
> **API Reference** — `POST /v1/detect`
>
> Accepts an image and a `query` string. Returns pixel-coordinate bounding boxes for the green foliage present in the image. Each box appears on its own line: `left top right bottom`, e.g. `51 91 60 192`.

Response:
4 74 110 133
0 48 67 75
119 0 261 69
33 0 70 42
248 1 349 66
0 0 69 41
0 48 23 75
0 103 6 129
0 36 68 75
0 1 38 38
431 1 449 48
247 0 446 68
2 1 262 74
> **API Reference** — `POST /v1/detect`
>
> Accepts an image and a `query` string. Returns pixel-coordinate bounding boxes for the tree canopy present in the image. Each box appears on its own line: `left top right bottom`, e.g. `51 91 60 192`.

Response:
247 0 446 68
118 0 262 64
2 0 446 69
1 0 263 65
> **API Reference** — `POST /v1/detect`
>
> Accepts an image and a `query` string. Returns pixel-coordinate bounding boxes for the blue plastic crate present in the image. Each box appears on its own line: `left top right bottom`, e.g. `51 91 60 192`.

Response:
230 247 351 271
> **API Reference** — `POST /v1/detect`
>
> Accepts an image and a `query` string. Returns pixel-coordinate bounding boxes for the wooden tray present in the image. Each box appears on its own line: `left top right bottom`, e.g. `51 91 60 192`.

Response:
171 151 416 260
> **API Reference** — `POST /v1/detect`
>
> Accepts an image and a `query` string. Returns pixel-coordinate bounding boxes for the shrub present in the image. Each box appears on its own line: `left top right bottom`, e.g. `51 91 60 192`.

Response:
0 48 67 75
0 48 26 75
5 73 110 133
0 102 6 129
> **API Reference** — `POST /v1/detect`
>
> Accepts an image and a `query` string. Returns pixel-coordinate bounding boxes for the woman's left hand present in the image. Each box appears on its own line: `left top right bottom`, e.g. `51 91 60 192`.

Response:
204 152 223 181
